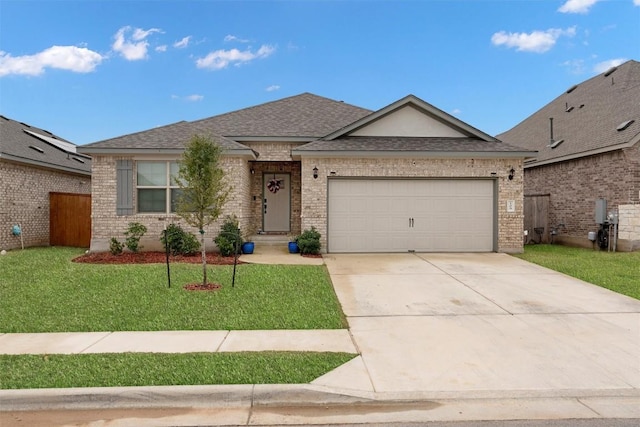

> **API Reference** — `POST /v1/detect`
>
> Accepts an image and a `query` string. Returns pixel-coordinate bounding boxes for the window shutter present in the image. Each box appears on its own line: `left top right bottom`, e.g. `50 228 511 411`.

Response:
116 159 134 215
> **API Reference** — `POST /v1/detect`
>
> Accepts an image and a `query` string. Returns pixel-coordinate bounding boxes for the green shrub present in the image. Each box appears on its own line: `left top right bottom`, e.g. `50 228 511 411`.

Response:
109 238 123 255
297 226 321 255
161 224 201 256
214 215 243 256
124 222 147 253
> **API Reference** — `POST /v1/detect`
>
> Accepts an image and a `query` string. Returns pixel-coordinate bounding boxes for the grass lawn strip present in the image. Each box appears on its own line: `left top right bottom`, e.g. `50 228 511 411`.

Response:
0 247 346 332
513 244 639 300
0 352 357 389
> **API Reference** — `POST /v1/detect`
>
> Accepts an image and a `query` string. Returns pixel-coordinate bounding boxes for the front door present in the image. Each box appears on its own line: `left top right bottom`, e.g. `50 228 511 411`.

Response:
263 173 290 232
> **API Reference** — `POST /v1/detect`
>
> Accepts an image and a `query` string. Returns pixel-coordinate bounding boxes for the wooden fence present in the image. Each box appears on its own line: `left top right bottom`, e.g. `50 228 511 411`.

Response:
50 192 91 247
524 194 550 244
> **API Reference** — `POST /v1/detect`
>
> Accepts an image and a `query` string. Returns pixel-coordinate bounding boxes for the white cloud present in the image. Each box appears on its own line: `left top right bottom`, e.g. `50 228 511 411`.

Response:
185 94 203 101
635 0 640 6
562 59 586 74
224 35 249 43
593 58 627 73
491 27 576 53
112 26 162 60
0 45 103 77
451 108 462 115
558 0 599 14
266 85 280 92
196 44 276 70
156 45 167 52
173 36 191 49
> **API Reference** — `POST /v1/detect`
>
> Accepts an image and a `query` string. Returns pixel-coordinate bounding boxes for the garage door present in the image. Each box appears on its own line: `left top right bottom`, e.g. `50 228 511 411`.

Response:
328 179 494 252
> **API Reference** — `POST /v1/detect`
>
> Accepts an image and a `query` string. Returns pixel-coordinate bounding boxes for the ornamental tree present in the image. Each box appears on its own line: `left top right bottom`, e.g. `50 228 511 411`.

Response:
175 134 230 286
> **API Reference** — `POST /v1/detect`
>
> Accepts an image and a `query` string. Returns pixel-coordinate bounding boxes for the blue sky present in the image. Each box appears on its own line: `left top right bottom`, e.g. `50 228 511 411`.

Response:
1 0 639 145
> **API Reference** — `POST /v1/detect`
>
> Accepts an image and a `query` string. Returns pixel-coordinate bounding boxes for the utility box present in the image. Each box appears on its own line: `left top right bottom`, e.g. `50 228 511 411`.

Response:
595 199 607 224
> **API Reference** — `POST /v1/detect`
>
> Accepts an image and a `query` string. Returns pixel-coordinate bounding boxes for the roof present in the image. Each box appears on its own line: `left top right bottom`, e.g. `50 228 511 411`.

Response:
190 92 373 138
80 93 373 155
79 121 256 157
497 59 640 167
0 115 91 175
293 136 533 158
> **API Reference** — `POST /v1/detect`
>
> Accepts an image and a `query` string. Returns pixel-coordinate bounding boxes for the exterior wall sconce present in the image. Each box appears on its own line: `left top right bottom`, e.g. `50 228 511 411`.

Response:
313 166 319 179
250 168 255 175
508 168 515 181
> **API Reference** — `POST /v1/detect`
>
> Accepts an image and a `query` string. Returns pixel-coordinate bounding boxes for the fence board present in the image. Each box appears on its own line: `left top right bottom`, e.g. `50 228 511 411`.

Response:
50 192 91 247
524 195 550 244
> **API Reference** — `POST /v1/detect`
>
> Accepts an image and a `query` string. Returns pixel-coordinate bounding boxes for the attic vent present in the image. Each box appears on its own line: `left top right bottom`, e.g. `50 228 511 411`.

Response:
72 156 86 164
604 66 617 77
579 104 585 109
566 106 574 113
29 145 44 153
549 139 564 149
566 84 578 94
617 120 635 131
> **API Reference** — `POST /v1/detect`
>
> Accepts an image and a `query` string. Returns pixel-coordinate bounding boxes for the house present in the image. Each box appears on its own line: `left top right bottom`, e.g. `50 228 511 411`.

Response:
0 116 92 250
79 93 535 253
498 60 640 251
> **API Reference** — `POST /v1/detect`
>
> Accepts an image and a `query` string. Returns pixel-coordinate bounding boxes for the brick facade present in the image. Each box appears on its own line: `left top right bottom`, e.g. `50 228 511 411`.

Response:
524 145 640 251
89 155 251 252
300 157 525 253
0 160 91 250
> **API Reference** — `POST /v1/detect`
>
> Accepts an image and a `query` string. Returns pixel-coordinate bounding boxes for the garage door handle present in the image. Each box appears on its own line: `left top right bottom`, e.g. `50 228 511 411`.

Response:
409 218 414 228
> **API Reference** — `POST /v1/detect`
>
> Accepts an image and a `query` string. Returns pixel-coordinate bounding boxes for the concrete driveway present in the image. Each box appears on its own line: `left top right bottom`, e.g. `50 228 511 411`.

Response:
313 253 640 400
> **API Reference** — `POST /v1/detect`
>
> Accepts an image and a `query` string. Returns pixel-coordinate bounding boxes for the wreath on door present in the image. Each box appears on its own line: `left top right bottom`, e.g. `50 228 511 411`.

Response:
267 178 282 194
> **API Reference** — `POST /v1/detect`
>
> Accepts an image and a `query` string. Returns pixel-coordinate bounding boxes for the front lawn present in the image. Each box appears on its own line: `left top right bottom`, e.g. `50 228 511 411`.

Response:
0 352 356 389
0 247 347 332
512 244 640 300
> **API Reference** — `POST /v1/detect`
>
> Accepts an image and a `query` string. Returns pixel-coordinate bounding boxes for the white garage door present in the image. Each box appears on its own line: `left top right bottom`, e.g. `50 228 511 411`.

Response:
328 179 495 253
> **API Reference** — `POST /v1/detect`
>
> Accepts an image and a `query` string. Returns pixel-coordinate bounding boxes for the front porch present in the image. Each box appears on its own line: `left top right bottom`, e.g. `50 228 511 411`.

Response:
247 161 302 238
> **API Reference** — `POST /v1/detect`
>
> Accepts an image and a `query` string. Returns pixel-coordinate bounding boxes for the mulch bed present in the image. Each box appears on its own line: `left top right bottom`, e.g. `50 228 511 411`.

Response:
73 251 245 265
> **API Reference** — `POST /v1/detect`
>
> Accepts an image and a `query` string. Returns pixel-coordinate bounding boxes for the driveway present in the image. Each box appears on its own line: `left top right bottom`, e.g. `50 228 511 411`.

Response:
313 253 640 398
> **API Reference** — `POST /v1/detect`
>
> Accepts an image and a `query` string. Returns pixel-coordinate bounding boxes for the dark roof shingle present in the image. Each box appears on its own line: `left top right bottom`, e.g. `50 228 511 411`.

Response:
498 60 640 165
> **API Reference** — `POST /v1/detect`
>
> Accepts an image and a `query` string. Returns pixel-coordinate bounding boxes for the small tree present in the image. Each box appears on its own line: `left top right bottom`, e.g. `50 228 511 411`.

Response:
175 135 230 286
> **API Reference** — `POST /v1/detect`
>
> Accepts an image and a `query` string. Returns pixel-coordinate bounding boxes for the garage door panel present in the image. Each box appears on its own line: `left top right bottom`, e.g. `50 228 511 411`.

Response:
328 179 494 253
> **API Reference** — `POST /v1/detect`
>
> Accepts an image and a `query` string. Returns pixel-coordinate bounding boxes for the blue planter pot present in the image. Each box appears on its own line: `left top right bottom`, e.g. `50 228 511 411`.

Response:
288 241 299 254
241 242 254 254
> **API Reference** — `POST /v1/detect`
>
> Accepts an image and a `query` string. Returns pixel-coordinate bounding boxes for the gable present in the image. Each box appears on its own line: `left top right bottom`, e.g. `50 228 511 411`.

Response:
351 105 467 138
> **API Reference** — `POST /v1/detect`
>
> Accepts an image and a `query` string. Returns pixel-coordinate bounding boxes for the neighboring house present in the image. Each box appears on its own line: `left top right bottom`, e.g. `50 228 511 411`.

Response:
498 60 640 252
79 93 534 253
0 116 92 250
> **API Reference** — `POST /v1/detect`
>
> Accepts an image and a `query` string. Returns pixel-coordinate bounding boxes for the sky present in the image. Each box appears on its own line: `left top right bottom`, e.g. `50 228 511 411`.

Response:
1 0 639 145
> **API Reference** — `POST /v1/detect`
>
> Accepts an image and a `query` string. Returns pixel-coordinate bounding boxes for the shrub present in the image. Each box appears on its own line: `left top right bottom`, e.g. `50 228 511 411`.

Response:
297 226 321 255
124 222 147 253
214 215 243 256
161 224 201 256
109 238 123 255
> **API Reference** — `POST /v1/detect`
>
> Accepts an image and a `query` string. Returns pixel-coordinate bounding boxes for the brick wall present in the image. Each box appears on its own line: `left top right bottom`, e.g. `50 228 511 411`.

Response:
300 157 524 253
89 155 251 252
524 146 640 251
0 160 91 250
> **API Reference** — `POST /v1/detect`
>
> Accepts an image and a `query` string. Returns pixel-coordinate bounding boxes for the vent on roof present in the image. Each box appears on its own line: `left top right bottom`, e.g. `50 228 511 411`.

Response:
617 120 635 132
566 106 574 113
29 145 44 153
19 121 31 128
72 156 85 164
549 139 564 149
566 84 578 94
604 66 618 77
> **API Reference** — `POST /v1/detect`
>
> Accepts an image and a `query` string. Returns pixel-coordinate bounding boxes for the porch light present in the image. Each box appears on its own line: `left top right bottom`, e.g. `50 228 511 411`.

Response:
508 168 515 181
313 166 319 179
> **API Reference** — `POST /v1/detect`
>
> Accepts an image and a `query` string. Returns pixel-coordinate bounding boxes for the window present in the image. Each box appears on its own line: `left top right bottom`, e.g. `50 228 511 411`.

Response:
137 161 181 213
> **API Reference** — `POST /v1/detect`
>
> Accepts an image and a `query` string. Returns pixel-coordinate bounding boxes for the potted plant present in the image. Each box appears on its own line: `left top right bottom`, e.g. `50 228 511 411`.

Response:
288 234 300 254
241 225 255 255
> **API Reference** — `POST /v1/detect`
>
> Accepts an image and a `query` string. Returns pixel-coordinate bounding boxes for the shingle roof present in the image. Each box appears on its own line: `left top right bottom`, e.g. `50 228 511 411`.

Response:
191 92 373 137
0 115 91 175
80 93 374 154
79 120 252 154
293 136 532 157
497 60 640 166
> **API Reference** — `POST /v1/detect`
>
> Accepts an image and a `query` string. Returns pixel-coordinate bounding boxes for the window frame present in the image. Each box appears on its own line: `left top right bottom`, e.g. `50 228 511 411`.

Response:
136 160 181 214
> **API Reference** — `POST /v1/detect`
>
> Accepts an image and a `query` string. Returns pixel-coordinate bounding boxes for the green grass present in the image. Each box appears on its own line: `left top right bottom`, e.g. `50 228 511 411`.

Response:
0 247 347 332
0 352 356 389
512 244 640 300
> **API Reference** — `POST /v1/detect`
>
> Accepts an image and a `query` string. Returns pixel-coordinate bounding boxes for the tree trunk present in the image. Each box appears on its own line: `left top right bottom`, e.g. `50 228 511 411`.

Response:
201 232 207 286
